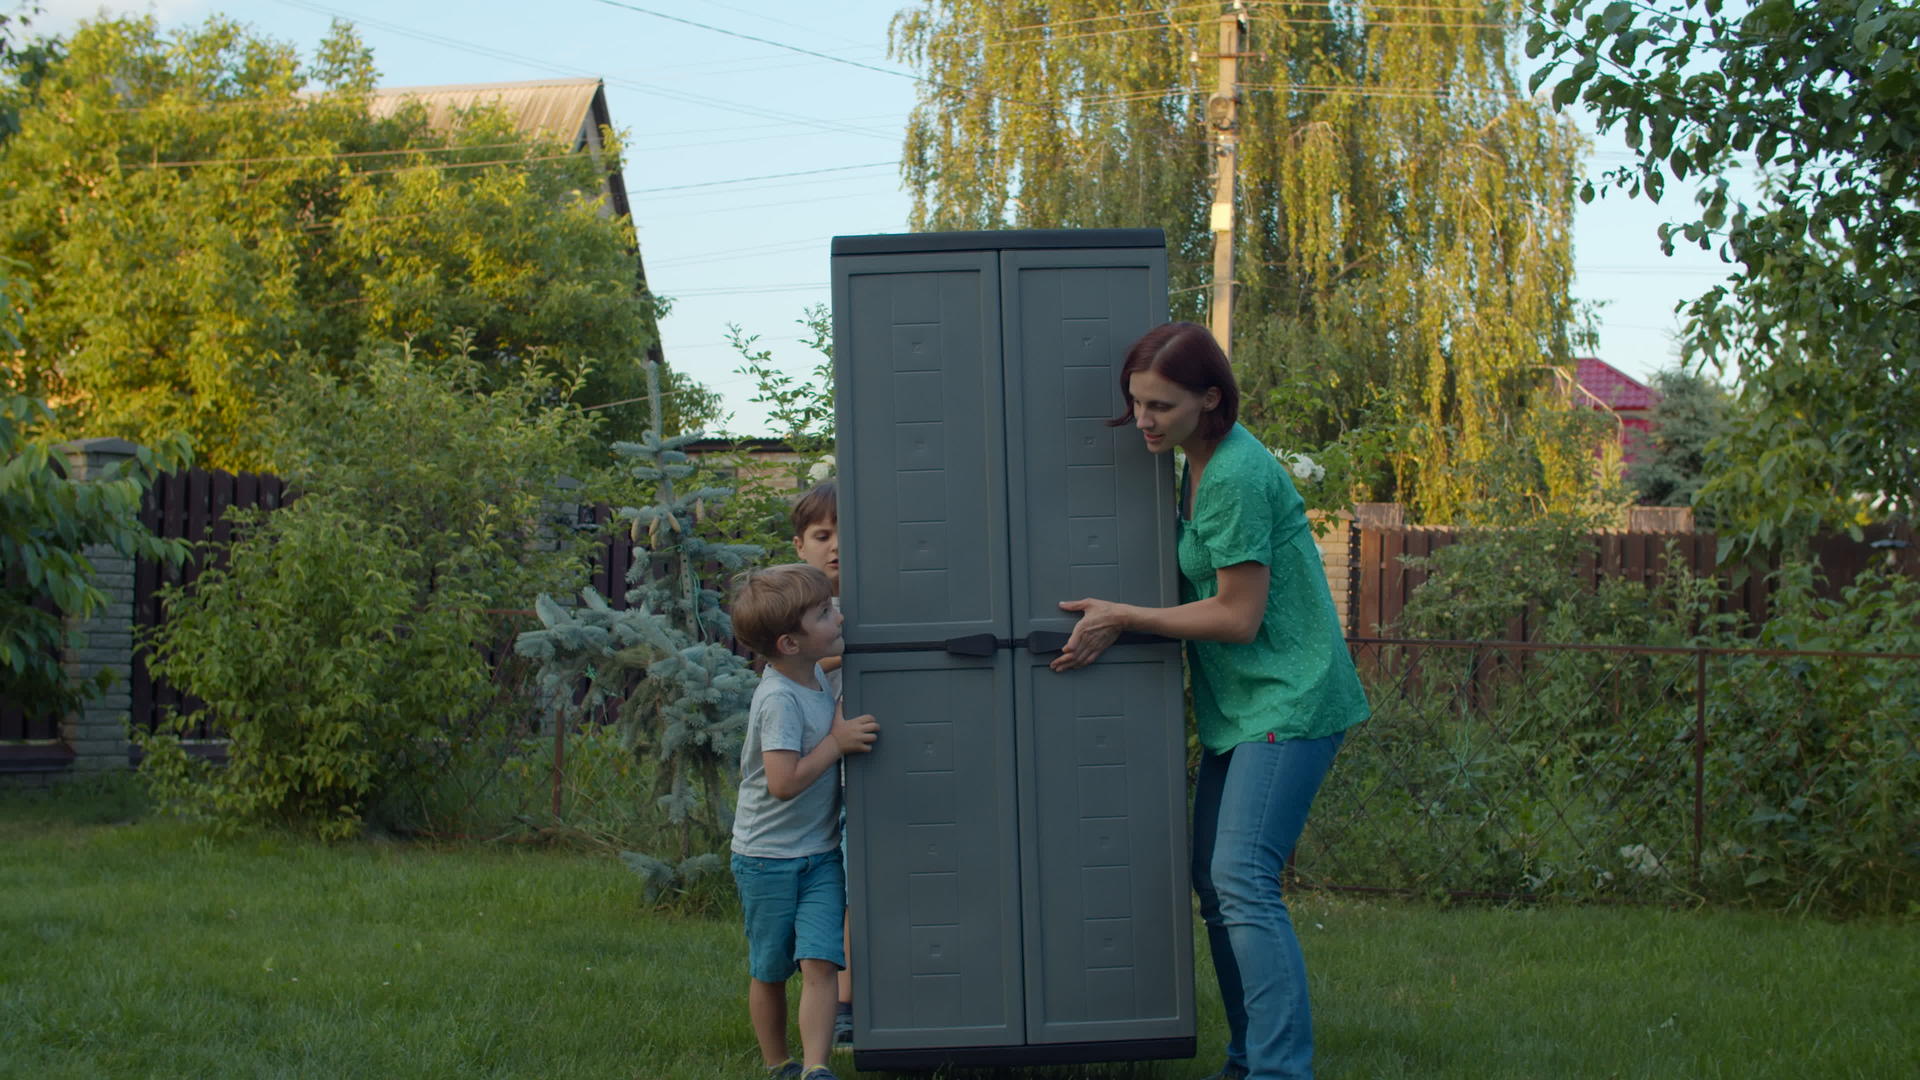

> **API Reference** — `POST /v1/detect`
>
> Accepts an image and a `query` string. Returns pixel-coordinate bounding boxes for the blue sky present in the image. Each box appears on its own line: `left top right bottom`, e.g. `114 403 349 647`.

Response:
36 0 1742 435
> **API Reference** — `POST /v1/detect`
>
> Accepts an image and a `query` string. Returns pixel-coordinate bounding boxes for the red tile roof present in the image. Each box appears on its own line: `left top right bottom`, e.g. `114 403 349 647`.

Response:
1575 357 1660 411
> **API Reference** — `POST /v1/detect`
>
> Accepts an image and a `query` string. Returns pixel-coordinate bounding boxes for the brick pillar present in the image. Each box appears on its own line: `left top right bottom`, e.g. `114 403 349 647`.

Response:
56 437 143 774
1311 509 1355 636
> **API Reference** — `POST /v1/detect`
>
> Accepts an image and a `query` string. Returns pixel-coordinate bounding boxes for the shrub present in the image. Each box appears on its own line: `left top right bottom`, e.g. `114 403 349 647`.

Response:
138 341 603 837
137 506 487 839
1315 528 1919 914
1703 567 1920 914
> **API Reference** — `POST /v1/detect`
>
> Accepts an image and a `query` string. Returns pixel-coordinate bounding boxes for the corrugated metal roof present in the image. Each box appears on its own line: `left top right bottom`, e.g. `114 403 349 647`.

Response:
366 78 605 147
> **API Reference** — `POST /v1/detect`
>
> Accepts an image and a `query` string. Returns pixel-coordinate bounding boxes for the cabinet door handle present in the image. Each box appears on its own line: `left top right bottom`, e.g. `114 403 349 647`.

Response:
1024 630 1070 653
942 633 998 658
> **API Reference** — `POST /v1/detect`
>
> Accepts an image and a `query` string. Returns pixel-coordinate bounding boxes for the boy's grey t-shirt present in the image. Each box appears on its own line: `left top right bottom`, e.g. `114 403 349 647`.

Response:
731 664 840 859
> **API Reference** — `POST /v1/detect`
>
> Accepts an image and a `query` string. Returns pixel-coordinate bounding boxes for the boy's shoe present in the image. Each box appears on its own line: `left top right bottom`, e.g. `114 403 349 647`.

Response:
799 1068 839 1080
832 1010 854 1045
764 1061 803 1079
1202 1065 1249 1080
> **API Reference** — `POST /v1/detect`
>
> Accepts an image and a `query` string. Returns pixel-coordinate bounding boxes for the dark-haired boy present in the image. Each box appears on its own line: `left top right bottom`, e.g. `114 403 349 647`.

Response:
789 481 860 1042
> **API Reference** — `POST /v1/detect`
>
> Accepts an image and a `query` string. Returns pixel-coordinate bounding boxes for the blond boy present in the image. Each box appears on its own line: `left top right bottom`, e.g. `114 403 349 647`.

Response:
730 563 878 1080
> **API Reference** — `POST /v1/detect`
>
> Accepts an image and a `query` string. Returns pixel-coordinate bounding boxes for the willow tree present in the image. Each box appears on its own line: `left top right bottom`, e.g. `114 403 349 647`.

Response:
892 1 1594 521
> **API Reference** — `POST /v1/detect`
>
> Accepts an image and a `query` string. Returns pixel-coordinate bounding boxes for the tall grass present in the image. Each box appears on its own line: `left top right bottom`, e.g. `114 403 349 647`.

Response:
1 778 1913 1079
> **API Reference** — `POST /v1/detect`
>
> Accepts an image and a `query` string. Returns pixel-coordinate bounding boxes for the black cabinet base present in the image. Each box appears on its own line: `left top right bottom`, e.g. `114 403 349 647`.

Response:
854 1036 1195 1072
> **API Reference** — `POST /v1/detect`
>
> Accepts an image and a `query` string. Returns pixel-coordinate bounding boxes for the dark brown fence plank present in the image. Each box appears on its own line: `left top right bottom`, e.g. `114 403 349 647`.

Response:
1353 523 1918 636
209 471 235 551
1356 527 1381 636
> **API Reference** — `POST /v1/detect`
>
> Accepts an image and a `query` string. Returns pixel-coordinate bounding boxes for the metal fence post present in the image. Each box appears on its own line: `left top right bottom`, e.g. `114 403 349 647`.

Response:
1692 647 1707 892
551 707 567 821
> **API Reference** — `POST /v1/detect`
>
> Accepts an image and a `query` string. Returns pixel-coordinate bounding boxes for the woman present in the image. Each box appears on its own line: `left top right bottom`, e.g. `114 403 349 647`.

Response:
1050 322 1368 1080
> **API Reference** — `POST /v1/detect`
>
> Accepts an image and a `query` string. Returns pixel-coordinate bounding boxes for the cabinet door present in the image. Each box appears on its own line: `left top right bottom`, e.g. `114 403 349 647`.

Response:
999 248 1176 639
843 651 1026 1051
999 249 1194 1045
832 252 1011 647
834 251 1025 1050
1014 644 1193 1044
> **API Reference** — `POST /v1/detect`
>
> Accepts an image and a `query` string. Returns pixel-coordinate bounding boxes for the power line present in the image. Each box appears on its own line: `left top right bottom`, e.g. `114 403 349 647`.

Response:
586 0 1045 111
631 161 897 194
115 148 590 175
648 235 836 269
119 139 550 170
271 0 895 141
587 0 921 83
670 282 829 297
992 3 1221 37
973 3 1523 49
100 146 894 200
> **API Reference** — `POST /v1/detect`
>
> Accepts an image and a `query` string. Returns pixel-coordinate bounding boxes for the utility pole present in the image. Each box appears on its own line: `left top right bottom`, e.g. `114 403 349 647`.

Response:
1207 2 1247 353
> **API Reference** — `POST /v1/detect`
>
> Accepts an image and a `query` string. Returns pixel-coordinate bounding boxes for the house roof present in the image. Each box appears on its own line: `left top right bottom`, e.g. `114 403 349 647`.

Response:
365 78 630 220
367 77 605 145
1575 357 1660 411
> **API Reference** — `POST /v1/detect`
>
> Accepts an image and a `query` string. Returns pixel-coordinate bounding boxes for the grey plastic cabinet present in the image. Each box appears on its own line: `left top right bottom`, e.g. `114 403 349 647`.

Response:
830 230 1195 1071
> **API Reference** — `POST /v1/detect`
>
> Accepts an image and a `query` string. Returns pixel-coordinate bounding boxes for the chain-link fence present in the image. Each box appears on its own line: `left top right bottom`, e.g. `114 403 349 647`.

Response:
1296 638 1920 911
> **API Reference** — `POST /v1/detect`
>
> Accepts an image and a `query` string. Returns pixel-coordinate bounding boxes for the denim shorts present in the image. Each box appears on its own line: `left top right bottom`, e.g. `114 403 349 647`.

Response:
731 849 846 983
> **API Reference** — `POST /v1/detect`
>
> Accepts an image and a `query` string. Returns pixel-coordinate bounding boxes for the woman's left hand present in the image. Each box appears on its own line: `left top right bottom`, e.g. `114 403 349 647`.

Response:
1051 598 1127 671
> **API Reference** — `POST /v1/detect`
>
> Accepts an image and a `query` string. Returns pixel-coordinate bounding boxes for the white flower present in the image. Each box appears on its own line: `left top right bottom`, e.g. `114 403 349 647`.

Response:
1273 448 1325 484
807 454 836 484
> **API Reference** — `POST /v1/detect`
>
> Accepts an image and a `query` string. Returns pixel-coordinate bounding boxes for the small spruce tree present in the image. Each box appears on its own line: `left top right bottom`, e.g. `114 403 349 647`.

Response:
516 359 762 899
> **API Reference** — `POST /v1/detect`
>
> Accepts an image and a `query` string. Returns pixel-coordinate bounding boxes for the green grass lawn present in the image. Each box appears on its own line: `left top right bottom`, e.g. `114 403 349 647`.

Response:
1 780 1914 1080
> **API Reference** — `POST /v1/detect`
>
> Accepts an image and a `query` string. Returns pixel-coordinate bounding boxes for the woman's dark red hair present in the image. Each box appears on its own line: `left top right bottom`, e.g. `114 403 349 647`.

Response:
1107 321 1239 440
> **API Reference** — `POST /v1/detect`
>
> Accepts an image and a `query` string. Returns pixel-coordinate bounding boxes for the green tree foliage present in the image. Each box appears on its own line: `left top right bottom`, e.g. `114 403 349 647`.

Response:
138 342 605 837
1530 0 1920 554
891 1 1593 520
1625 365 1733 516
1 388 188 719
517 360 764 900
267 336 603 615
0 3 46 143
0 15 714 469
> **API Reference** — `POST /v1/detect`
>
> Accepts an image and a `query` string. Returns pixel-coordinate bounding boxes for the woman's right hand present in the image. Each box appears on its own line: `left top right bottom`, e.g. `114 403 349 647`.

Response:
1050 597 1128 671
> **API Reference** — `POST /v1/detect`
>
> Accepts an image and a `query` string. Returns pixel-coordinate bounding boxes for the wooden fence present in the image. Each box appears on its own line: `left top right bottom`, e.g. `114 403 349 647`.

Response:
131 469 292 742
0 594 64 750
1350 522 1918 637
125 474 666 740
20 461 1912 745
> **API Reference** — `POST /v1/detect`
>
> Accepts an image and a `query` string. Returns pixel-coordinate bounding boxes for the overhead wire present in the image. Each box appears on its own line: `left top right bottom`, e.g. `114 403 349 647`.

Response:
631 161 898 194
270 0 897 141
116 139 557 169
586 0 923 83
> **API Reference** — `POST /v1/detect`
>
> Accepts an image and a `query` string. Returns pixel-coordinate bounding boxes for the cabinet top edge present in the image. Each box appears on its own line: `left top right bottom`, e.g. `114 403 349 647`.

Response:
831 228 1166 256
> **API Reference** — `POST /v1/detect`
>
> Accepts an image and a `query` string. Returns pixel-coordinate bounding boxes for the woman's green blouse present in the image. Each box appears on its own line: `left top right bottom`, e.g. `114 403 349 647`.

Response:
1177 424 1369 752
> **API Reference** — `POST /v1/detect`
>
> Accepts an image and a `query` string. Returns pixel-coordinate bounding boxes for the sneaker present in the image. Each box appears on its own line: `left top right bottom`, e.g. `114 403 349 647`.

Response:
765 1061 802 1079
832 1010 854 1045
800 1068 840 1080
1202 1066 1249 1080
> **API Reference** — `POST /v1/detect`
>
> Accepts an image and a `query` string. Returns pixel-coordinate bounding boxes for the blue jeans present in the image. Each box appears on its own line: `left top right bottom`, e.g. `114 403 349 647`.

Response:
1191 732 1344 1080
